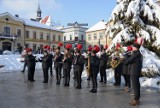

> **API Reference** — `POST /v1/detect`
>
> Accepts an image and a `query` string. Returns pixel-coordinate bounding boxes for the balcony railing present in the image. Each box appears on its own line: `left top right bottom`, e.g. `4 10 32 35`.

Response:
0 33 19 39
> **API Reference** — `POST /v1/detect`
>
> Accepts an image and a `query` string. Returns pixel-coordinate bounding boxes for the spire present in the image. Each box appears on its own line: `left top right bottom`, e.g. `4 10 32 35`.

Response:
36 0 42 21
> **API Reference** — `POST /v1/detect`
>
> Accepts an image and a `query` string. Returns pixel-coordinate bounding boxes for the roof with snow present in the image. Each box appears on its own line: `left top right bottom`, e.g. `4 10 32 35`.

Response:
86 20 107 32
0 12 63 32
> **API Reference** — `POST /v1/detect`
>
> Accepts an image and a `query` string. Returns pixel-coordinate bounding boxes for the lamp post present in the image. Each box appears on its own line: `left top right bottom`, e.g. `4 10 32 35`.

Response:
12 36 15 54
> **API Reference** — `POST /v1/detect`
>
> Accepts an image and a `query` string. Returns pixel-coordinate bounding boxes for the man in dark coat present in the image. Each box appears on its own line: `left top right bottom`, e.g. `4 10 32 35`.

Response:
54 47 63 85
73 49 84 89
125 43 142 106
90 49 100 93
63 49 73 87
39 50 50 83
99 48 108 83
25 48 36 82
122 46 132 92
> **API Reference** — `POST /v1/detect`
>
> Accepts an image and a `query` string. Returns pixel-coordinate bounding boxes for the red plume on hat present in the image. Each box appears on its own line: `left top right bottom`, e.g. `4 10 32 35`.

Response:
58 42 63 47
116 43 121 50
26 48 32 52
93 45 100 53
88 46 92 51
65 44 72 49
134 37 144 45
77 44 83 50
43 45 48 50
127 46 132 51
105 44 108 50
46 45 51 51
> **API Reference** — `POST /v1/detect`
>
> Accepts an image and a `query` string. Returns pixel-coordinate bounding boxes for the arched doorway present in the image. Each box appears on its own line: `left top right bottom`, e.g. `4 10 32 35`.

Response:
2 42 12 51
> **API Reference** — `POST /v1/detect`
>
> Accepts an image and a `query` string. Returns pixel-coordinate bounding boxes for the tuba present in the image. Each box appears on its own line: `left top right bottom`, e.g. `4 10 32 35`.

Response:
110 58 123 69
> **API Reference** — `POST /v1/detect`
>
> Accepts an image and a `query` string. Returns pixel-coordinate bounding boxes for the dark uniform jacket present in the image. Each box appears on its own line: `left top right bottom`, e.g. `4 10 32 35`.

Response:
90 55 100 73
25 55 36 68
54 53 63 68
73 55 84 72
125 50 142 76
99 53 108 68
63 56 73 69
39 55 50 69
122 51 131 75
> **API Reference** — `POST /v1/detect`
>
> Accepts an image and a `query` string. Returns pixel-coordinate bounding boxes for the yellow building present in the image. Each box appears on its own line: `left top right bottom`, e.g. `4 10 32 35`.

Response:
0 12 64 52
86 20 107 49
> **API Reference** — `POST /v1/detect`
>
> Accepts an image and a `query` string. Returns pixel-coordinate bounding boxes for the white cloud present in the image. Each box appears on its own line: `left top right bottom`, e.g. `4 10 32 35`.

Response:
0 0 62 19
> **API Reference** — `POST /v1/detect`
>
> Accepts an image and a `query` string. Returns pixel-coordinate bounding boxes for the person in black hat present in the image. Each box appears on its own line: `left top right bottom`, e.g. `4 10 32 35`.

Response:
73 49 84 89
39 50 50 83
63 48 73 87
53 46 63 85
99 48 108 83
125 43 142 106
25 48 37 82
90 49 100 93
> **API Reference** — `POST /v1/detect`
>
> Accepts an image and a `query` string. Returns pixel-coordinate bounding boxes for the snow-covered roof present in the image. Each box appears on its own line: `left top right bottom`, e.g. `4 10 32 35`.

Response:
0 12 63 33
86 20 107 32
24 19 64 32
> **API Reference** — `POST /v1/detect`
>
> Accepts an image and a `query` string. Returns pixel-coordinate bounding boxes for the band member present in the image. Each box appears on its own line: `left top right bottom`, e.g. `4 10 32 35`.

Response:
54 46 63 85
63 44 73 86
25 48 36 82
48 50 54 77
39 46 50 83
112 44 123 86
85 46 92 81
122 46 132 92
125 43 142 106
90 45 100 93
99 46 108 83
73 44 84 89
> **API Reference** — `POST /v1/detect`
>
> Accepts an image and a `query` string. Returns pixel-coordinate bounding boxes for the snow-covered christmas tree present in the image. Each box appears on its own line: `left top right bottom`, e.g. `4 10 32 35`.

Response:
106 0 160 77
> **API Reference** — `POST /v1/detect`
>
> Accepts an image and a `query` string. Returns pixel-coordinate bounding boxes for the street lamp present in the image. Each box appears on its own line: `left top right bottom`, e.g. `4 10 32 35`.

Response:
12 36 15 54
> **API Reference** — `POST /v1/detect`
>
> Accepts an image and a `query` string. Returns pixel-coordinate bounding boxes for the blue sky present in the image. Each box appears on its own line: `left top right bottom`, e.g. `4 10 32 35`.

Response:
0 0 116 27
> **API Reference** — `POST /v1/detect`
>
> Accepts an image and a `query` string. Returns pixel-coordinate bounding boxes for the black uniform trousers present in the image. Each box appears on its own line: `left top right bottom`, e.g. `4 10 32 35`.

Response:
43 68 49 83
55 66 62 83
75 71 82 88
91 72 98 90
123 74 131 88
28 67 35 81
114 67 121 85
22 62 27 72
100 66 106 82
63 68 71 85
131 75 140 101
49 65 53 76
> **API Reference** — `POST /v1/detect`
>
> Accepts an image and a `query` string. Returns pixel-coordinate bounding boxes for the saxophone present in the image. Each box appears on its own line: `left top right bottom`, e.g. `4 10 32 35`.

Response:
85 54 91 76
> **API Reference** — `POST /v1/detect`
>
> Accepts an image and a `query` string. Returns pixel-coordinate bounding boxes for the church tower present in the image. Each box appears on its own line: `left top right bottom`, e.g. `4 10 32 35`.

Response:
36 3 42 21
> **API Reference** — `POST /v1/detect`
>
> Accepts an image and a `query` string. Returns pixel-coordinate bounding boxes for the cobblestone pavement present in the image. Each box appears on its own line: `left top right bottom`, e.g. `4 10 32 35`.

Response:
0 70 160 108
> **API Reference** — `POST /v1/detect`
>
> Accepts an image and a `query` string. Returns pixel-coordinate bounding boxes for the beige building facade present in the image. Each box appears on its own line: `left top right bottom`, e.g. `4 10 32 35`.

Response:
86 20 107 49
0 12 63 52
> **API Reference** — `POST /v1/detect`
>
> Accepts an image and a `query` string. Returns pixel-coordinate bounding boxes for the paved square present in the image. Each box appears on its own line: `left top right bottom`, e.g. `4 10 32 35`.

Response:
0 70 160 108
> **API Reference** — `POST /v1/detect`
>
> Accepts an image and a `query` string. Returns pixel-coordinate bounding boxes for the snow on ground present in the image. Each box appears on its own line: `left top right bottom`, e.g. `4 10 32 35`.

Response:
0 54 159 89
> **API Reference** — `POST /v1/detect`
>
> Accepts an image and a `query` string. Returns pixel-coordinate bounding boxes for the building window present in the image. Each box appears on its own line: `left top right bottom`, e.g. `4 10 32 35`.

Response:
40 44 43 49
33 44 36 51
88 34 91 40
99 33 103 39
25 31 29 38
81 35 84 41
17 29 21 37
94 33 97 40
58 35 61 41
25 44 29 48
47 35 50 41
40 32 43 39
17 43 21 47
53 34 56 41
70 35 72 40
4 27 10 36
64 36 66 41
33 31 36 39
75 37 78 41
